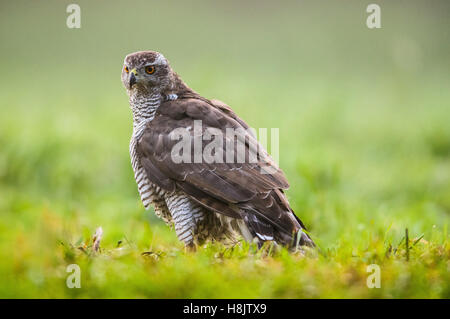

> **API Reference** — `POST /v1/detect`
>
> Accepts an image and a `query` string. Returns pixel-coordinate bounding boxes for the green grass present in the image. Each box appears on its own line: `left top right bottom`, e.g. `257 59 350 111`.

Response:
0 0 448 298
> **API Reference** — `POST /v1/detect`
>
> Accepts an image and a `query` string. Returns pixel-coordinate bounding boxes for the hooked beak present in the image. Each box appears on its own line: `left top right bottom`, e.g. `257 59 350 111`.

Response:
129 68 137 88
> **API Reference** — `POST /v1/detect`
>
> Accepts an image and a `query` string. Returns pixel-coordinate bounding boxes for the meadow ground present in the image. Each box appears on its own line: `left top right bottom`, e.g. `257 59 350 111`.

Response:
0 1 448 298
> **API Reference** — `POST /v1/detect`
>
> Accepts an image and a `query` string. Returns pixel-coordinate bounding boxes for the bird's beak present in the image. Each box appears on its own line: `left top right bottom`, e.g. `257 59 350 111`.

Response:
129 68 137 87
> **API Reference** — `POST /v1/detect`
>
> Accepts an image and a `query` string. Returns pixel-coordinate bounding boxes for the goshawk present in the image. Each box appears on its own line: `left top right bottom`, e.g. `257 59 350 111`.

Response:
121 51 314 250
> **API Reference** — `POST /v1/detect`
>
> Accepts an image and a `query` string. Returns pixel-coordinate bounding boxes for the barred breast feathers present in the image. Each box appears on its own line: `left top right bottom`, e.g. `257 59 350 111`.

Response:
129 92 162 210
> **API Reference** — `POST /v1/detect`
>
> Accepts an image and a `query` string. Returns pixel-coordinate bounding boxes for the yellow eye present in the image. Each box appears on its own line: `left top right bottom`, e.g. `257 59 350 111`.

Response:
124 66 129 73
145 65 156 74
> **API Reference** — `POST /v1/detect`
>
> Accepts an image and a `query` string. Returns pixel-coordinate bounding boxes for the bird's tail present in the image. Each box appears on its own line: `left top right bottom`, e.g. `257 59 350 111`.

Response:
291 213 315 248
273 225 315 249
241 209 315 249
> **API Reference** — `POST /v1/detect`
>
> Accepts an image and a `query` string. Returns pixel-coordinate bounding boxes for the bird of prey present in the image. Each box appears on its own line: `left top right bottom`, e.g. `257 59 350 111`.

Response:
121 51 314 250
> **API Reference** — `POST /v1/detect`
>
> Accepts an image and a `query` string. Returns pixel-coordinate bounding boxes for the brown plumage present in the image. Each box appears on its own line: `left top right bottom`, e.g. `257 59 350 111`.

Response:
121 50 314 249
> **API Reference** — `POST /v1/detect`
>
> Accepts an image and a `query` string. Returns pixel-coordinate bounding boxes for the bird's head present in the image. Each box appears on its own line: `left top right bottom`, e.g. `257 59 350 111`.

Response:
121 51 172 93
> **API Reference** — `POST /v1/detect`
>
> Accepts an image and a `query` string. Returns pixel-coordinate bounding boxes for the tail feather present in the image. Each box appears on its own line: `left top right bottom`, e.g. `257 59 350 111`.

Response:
241 209 315 248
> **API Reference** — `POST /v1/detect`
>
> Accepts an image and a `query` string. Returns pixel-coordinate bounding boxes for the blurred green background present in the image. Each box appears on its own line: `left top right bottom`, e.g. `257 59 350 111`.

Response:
0 0 448 298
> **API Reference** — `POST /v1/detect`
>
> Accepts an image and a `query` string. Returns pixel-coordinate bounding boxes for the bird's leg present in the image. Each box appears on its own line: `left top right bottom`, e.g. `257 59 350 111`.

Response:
165 192 203 252
185 242 197 253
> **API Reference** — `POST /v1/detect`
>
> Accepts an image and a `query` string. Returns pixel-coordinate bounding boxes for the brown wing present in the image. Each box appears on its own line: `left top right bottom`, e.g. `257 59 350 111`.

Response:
137 97 312 245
